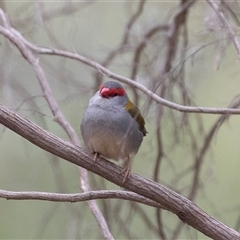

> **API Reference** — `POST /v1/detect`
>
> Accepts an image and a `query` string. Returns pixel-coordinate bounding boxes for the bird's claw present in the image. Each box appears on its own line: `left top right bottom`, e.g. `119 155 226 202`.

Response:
120 162 131 185
93 152 99 162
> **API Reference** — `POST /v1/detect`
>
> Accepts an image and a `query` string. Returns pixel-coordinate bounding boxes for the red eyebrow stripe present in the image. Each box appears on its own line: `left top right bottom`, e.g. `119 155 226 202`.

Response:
100 86 125 98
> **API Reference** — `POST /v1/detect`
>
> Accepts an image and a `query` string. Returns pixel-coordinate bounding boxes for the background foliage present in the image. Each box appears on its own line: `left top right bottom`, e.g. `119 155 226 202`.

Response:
0 1 240 239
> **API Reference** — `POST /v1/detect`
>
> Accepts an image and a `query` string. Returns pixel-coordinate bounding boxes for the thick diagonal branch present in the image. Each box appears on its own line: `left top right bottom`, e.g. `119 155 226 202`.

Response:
0 104 239 240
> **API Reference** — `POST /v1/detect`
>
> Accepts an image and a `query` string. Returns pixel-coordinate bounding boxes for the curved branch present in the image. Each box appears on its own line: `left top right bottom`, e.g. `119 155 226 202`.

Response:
162 0 194 74
0 189 162 208
0 104 239 240
7 29 240 115
122 0 147 45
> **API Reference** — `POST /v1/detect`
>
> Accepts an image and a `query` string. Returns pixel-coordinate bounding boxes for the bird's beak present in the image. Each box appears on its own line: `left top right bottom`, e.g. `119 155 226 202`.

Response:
100 87 109 98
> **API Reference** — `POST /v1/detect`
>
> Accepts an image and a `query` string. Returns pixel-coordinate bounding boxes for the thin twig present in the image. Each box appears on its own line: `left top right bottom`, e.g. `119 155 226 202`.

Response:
207 0 240 59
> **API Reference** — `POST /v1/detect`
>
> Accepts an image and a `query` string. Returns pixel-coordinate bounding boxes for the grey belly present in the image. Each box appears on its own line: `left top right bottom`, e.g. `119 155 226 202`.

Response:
81 113 142 160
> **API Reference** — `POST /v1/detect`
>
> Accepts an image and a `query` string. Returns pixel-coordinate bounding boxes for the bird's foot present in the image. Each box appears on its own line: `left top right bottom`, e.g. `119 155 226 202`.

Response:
120 160 131 185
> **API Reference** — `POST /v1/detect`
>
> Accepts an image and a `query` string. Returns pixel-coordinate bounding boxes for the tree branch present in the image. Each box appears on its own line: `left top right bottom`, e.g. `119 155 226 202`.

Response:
0 104 239 240
0 189 162 208
5 27 240 115
0 8 113 240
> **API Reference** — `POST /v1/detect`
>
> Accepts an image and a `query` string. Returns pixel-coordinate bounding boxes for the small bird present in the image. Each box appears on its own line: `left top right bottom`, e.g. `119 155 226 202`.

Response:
80 81 147 184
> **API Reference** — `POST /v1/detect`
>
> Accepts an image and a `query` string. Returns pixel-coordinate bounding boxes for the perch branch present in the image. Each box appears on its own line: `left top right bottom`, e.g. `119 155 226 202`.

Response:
0 104 239 240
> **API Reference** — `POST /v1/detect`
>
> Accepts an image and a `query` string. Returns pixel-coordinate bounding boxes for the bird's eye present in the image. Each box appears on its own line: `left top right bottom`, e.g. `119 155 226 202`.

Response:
113 93 118 97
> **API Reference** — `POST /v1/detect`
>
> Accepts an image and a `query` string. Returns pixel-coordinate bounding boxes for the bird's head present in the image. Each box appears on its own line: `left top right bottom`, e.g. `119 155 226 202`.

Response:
99 81 147 136
100 81 126 99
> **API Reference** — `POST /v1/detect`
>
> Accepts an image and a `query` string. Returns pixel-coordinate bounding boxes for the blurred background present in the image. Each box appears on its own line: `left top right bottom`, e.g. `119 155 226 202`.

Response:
0 1 240 239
